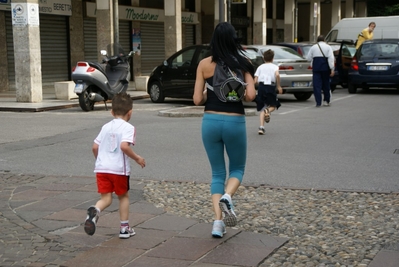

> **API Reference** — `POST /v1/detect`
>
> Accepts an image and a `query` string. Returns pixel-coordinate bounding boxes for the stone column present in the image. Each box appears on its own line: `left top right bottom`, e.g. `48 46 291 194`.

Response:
96 0 113 62
164 0 182 58
215 0 226 27
70 0 85 69
331 0 341 29
12 0 42 102
309 0 320 42
284 0 295 42
246 0 252 44
0 12 9 92
345 0 354 18
195 0 202 44
253 0 266 45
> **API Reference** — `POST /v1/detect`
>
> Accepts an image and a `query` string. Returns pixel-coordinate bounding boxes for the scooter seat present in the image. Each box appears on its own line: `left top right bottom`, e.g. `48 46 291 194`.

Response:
88 62 107 77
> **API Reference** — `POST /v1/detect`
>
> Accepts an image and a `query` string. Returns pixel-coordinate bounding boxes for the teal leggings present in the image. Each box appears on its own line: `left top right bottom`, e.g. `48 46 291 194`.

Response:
202 113 247 195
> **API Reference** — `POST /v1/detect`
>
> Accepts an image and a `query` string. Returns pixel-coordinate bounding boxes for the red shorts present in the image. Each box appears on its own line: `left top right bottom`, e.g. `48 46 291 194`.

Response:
96 173 130 196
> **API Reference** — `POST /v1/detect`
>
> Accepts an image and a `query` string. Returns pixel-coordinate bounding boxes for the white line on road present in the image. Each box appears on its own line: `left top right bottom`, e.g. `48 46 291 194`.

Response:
279 94 356 115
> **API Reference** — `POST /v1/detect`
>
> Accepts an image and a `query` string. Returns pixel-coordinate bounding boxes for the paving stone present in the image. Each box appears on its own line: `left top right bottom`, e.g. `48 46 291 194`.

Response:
178 222 241 239
125 256 193 267
145 237 223 260
31 219 79 231
368 250 399 267
100 228 176 250
62 246 145 267
138 213 197 231
227 231 289 248
43 208 85 222
11 189 63 201
200 242 275 267
129 200 166 215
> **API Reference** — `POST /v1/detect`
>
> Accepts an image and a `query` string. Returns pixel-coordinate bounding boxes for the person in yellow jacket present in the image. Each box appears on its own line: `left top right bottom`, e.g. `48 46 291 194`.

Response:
356 22 376 49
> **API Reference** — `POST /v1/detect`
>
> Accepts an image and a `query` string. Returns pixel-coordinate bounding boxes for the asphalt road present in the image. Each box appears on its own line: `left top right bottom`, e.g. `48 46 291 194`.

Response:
1 88 398 192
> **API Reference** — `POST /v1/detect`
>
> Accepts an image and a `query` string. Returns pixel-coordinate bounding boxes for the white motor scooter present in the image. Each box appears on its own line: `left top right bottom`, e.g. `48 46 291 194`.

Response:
72 43 133 111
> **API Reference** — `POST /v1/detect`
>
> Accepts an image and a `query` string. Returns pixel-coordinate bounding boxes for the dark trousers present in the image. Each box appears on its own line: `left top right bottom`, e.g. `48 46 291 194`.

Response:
312 71 331 106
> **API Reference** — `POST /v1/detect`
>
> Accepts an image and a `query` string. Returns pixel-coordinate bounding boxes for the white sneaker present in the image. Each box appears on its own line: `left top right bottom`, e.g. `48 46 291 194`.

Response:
323 101 330 106
219 194 237 227
119 226 136 239
211 220 226 238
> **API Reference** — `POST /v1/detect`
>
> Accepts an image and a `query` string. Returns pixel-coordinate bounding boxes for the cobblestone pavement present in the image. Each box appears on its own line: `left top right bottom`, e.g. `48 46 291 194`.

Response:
1 172 398 267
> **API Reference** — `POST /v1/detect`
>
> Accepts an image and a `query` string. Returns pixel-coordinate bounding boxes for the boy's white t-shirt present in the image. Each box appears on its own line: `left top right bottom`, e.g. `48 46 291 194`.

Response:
94 118 136 176
254 63 278 85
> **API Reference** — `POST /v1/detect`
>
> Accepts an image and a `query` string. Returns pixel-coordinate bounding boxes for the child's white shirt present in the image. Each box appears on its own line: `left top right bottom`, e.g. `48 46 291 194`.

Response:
94 118 136 175
254 62 278 85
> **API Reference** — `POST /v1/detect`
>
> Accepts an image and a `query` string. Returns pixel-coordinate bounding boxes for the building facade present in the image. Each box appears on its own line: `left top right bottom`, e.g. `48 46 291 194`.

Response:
0 0 367 102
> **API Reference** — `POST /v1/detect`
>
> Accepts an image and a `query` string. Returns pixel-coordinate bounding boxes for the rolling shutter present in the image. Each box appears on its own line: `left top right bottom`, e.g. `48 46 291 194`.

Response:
5 12 15 90
184 25 195 48
140 22 165 75
83 18 97 62
39 15 69 88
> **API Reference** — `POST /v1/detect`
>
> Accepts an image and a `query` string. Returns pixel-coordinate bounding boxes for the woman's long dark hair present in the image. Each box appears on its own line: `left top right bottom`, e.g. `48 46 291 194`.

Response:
210 22 254 77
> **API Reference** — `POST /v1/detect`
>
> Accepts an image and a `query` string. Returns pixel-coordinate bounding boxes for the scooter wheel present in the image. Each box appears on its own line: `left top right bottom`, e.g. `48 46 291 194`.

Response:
79 90 95 111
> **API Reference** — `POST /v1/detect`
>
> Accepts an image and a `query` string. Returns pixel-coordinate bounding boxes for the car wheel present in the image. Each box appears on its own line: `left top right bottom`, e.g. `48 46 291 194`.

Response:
330 84 336 92
348 83 357 94
149 81 165 103
78 88 95 111
293 92 312 101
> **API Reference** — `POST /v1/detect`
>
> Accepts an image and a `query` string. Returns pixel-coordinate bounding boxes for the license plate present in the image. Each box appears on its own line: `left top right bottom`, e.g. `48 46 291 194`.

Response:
292 82 309 87
367 65 389 71
74 83 84 93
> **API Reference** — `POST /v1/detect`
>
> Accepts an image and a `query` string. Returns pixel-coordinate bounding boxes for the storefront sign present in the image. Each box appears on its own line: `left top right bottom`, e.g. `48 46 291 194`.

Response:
1 0 71 16
86 2 199 24
11 3 39 27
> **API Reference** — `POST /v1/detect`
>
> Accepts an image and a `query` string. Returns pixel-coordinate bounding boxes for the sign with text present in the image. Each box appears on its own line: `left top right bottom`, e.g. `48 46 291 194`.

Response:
86 2 199 24
1 0 71 16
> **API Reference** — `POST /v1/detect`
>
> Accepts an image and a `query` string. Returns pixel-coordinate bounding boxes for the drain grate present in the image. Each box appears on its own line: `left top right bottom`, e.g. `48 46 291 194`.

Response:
394 149 399 154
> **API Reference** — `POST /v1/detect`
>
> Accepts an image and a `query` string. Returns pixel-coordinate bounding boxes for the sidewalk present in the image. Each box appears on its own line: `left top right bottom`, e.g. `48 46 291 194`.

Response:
0 173 288 267
0 86 150 112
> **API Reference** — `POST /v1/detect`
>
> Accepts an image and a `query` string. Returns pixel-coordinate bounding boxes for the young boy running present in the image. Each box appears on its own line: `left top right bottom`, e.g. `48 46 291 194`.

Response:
254 49 283 135
84 92 146 238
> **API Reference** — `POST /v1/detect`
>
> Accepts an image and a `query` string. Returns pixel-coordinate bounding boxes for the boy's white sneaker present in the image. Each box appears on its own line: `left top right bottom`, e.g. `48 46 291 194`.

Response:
119 226 136 239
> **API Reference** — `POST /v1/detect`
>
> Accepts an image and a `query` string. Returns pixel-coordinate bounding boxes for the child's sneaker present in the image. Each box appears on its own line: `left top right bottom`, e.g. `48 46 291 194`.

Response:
211 220 226 238
84 206 99 236
219 194 237 227
119 226 136 239
258 127 265 135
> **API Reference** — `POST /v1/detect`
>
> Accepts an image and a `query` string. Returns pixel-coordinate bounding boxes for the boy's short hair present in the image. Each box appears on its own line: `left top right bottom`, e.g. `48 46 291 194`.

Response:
112 92 133 116
263 49 274 62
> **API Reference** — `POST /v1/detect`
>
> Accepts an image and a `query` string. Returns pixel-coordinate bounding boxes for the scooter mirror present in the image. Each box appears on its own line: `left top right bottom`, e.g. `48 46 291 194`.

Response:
100 50 107 56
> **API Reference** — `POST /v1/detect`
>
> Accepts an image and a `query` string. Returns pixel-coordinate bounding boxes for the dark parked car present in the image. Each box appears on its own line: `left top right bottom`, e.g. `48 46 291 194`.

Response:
330 41 357 90
147 45 211 103
348 39 399 94
147 44 313 102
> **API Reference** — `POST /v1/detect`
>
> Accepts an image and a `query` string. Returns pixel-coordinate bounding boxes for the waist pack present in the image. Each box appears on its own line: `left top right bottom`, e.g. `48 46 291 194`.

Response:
206 62 247 102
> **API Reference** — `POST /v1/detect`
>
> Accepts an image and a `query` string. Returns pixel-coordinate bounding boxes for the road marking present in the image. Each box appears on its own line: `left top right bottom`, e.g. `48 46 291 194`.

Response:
279 94 356 115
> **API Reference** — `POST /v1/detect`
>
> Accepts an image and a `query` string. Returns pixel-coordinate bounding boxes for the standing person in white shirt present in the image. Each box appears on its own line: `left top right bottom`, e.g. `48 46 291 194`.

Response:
84 92 146 239
307 35 335 107
254 49 283 135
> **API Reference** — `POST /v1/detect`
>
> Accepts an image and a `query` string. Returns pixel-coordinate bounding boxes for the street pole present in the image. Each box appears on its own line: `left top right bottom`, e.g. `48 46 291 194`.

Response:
219 0 225 22
294 0 298 43
113 0 119 44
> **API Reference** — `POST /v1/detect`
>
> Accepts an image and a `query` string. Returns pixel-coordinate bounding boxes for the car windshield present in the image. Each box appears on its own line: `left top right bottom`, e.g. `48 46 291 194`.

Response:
359 42 399 59
261 47 304 60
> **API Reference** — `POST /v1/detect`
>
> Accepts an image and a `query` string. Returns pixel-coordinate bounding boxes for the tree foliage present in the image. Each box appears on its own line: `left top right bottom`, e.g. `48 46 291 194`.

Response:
367 0 399 16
